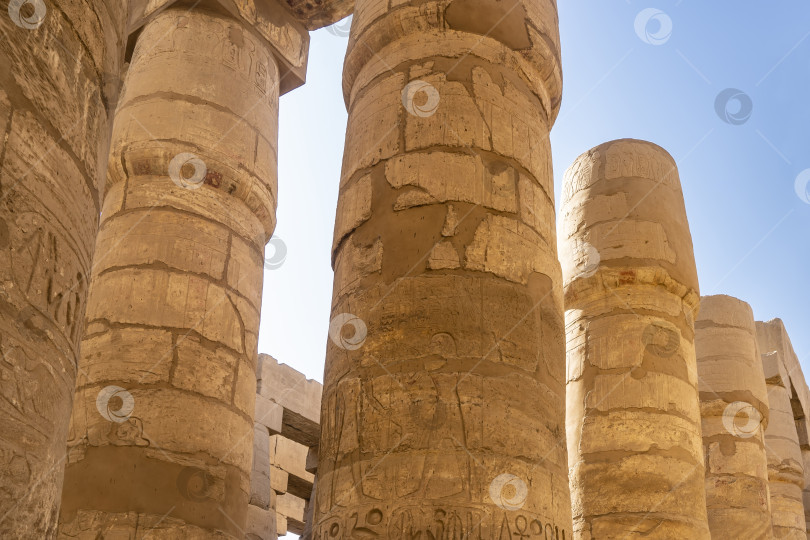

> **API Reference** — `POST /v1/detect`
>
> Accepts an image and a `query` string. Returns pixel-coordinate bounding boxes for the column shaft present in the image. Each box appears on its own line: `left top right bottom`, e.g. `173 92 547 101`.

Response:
560 139 710 539
802 449 810 538
316 0 571 537
696 295 772 539
757 320 808 539
765 383 806 539
57 7 278 538
0 1 125 536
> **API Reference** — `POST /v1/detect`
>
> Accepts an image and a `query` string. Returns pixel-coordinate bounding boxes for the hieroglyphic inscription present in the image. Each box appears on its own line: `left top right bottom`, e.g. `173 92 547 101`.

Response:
315 506 570 539
604 142 676 186
8 212 86 350
561 151 598 205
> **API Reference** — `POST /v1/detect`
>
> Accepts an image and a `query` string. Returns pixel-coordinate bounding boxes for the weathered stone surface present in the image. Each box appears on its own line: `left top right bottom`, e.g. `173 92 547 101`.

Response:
252 424 273 510
257 354 322 446
270 435 314 500
696 295 772 539
757 319 809 539
278 492 307 534
246 503 278 540
58 6 280 538
302 477 317 540
0 0 126 536
315 1 571 538
249 357 322 537
129 0 349 37
560 139 709 539
127 0 311 93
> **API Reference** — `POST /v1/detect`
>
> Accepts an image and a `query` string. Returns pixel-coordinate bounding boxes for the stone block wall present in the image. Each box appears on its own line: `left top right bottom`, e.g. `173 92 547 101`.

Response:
250 354 322 539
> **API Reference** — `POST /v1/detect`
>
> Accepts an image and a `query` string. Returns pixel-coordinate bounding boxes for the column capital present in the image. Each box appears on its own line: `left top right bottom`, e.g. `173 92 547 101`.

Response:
127 0 314 94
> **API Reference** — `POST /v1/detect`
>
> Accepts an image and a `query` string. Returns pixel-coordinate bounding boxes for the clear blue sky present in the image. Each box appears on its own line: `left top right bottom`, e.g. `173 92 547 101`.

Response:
259 2 810 395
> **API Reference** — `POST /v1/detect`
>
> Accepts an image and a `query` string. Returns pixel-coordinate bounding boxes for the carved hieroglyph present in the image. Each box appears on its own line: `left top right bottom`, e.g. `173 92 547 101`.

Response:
315 0 571 538
696 295 772 539
560 139 710 539
0 1 126 537
757 320 808 539
57 7 281 538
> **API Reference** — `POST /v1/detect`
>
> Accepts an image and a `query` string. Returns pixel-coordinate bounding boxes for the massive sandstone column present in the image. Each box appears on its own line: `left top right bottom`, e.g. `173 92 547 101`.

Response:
696 295 772 539
798 425 810 539
57 6 285 537
0 1 126 536
560 139 709 539
316 0 570 537
757 320 808 539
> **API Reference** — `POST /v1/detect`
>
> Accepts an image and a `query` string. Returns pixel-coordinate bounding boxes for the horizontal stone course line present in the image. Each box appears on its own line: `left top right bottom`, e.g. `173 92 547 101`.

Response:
578 446 702 467
110 140 278 207
349 51 548 117
564 308 697 341
582 406 700 425
345 11 561 104
73 379 255 425
82 319 249 360
93 261 261 313
694 320 756 333
103 204 265 257
117 92 277 148
340 147 554 203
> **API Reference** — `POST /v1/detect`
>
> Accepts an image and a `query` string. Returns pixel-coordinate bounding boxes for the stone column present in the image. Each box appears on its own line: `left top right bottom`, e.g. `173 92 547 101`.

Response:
763 371 806 539
316 0 570 537
0 1 126 536
560 139 709 539
798 427 810 538
696 295 772 539
57 7 279 537
757 319 807 539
